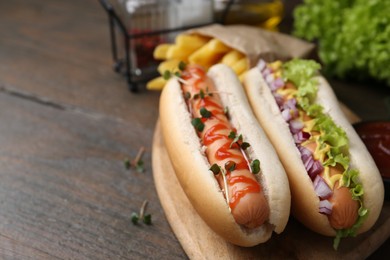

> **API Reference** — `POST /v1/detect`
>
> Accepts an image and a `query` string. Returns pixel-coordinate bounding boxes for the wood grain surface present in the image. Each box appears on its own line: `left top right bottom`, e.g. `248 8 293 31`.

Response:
0 0 389 259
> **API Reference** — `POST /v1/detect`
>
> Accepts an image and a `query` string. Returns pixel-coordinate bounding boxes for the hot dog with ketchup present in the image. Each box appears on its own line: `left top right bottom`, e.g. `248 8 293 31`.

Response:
243 59 384 248
159 63 291 246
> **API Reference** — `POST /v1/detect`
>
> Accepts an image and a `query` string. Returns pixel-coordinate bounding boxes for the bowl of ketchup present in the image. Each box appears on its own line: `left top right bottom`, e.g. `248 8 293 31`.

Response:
354 121 390 200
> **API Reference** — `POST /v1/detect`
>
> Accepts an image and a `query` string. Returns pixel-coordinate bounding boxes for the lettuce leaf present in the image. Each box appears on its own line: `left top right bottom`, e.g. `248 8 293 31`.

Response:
283 59 321 110
293 0 390 86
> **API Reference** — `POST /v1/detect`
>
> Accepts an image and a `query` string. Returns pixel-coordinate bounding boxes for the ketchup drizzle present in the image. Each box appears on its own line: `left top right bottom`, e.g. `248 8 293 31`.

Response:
181 65 261 211
228 176 261 209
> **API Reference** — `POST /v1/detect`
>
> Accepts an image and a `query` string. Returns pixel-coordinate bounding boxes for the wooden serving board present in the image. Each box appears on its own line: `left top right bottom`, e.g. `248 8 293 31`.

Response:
152 111 390 259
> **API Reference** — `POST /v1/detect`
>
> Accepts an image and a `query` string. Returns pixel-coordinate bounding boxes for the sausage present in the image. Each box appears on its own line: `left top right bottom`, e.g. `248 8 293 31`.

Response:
302 129 359 230
328 183 359 229
180 65 269 228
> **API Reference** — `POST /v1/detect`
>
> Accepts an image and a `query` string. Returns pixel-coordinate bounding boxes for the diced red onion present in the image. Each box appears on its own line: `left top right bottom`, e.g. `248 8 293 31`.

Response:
269 81 282 92
298 145 312 162
289 119 304 134
262 67 272 77
310 160 324 178
281 109 292 121
257 59 266 72
292 108 299 118
272 77 285 89
314 175 332 199
293 131 310 144
266 73 275 85
319 200 333 215
273 93 284 107
283 98 297 110
304 156 314 172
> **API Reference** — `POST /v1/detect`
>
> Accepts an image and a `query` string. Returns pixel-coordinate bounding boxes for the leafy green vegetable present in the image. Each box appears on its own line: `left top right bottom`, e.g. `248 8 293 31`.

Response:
283 59 321 110
293 0 390 86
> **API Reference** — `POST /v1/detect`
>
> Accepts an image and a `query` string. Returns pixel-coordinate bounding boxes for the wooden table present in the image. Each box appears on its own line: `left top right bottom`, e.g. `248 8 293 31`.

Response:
0 0 388 259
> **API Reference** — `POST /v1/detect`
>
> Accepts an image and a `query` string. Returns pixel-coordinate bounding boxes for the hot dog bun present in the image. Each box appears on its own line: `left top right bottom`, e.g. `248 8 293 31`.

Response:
243 65 384 237
159 64 291 246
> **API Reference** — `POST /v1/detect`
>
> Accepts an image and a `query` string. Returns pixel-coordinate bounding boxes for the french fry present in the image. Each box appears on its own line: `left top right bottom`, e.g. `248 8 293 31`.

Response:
146 76 166 91
166 34 210 61
221 50 245 67
157 59 181 75
176 34 210 49
189 39 231 69
231 57 249 75
150 32 252 91
153 44 172 60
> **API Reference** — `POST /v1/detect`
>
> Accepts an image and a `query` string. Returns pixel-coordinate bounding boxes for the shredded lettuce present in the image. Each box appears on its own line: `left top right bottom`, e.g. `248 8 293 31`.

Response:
323 153 350 170
305 103 323 118
282 58 368 249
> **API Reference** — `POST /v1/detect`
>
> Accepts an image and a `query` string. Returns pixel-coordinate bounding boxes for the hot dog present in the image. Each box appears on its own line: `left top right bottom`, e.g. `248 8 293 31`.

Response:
243 59 384 248
159 63 291 246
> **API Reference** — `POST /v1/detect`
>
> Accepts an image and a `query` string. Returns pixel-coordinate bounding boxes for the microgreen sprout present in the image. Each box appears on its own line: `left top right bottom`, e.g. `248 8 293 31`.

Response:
209 163 221 175
191 118 205 132
200 107 212 118
251 159 261 174
124 146 145 173
131 200 152 226
224 160 236 172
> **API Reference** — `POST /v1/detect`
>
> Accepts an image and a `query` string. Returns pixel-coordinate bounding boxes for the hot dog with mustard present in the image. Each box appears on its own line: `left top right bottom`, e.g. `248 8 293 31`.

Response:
243 59 384 248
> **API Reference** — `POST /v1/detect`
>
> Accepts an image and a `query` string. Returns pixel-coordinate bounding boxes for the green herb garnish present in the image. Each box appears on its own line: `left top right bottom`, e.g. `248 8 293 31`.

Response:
225 161 236 172
132 200 152 226
184 91 191 100
191 118 204 132
224 106 230 119
228 131 236 139
124 146 145 172
143 214 152 225
131 212 139 225
241 142 250 150
229 133 243 148
210 163 221 175
193 90 206 100
200 107 212 118
250 159 260 174
163 70 171 80
136 160 144 173
124 158 131 170
178 61 187 71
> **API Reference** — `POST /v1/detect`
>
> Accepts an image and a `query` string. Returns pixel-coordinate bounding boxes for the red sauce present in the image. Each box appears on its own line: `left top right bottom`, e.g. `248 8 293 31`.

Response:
228 176 261 209
181 64 263 213
235 161 250 171
215 142 243 161
354 121 390 178
203 123 228 146
196 97 223 111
